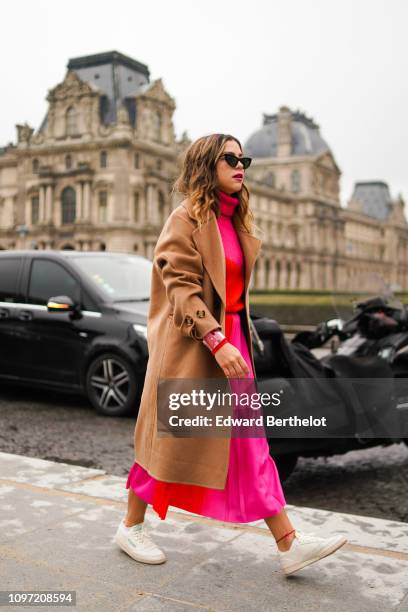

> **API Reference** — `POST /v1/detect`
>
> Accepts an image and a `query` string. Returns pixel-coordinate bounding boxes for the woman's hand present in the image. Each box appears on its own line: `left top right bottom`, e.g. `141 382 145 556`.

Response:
214 342 251 378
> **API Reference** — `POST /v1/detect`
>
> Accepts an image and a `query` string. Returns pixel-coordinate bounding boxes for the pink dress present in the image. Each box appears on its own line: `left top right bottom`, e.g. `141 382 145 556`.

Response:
126 189 286 522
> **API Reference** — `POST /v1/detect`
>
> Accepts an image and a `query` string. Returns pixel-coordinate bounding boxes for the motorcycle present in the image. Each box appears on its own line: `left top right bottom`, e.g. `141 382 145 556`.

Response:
250 275 408 481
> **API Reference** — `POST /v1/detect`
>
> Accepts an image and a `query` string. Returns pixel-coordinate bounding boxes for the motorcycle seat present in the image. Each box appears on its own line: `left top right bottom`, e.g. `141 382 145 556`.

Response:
325 354 393 379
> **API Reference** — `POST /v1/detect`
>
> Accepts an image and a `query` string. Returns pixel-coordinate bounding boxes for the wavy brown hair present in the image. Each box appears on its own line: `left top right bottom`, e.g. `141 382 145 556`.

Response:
172 133 256 234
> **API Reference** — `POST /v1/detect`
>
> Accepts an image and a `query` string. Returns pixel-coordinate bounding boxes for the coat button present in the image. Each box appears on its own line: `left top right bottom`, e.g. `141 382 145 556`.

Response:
196 310 206 318
185 315 194 325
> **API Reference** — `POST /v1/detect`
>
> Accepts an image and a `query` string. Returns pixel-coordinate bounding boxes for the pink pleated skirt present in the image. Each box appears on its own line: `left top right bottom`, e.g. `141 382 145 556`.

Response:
126 310 286 522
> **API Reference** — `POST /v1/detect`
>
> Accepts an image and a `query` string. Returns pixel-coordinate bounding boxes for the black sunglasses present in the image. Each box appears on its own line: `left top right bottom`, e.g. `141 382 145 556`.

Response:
219 153 252 170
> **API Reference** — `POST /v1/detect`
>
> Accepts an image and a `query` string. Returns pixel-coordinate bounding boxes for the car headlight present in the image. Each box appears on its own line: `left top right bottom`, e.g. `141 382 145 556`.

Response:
132 323 148 339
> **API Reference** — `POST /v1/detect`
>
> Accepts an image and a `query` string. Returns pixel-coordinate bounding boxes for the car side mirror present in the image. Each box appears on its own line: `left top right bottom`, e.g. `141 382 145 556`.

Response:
47 295 76 313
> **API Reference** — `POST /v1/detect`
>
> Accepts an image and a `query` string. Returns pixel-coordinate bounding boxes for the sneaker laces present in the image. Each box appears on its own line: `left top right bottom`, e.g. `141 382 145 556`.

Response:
128 523 158 550
294 530 319 543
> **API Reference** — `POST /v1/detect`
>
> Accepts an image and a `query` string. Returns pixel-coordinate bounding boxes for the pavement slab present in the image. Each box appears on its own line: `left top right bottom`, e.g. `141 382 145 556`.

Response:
0 452 407 612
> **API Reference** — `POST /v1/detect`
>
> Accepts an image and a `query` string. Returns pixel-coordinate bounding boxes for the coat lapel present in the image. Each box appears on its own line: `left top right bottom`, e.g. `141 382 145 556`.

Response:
182 198 262 307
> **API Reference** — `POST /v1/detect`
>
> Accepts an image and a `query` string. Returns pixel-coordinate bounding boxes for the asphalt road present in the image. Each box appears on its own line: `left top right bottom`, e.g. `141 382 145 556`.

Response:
0 383 407 523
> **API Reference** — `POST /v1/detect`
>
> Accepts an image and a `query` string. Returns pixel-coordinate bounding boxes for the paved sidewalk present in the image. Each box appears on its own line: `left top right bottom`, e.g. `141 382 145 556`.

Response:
0 451 407 612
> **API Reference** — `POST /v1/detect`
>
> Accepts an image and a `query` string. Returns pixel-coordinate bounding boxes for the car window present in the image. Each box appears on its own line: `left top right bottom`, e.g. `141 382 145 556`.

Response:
71 254 152 301
0 258 22 302
27 259 81 306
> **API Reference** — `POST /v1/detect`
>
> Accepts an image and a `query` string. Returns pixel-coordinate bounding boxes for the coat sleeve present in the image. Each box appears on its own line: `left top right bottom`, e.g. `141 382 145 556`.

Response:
153 211 222 341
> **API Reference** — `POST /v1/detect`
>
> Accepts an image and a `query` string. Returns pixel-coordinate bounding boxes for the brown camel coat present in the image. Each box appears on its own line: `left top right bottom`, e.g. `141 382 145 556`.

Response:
133 196 262 488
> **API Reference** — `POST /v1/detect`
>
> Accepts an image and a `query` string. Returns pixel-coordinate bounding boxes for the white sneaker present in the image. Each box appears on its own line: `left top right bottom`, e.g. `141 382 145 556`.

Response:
115 519 167 564
277 530 347 576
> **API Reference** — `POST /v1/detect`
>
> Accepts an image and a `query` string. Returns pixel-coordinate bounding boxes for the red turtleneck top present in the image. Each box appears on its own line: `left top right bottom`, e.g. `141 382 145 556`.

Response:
216 189 245 313
202 190 246 350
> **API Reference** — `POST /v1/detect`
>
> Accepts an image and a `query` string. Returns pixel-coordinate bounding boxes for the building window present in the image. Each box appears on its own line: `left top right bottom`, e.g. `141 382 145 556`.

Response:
98 191 108 223
99 242 106 251
32 158 39 173
133 192 140 222
61 186 76 224
65 154 72 170
290 169 301 193
134 153 139 169
156 159 162 171
31 195 39 225
66 106 78 136
100 151 108 168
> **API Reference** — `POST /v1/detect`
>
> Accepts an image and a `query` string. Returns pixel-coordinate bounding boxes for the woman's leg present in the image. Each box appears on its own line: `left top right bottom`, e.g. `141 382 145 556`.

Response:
116 486 167 564
124 487 148 527
264 508 296 551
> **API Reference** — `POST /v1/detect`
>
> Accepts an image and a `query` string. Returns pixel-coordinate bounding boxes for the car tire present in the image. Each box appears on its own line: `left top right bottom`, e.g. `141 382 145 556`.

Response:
85 352 140 417
270 451 298 482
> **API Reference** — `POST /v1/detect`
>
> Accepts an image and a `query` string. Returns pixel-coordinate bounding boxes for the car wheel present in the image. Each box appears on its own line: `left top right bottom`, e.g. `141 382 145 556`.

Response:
270 451 298 482
85 352 140 417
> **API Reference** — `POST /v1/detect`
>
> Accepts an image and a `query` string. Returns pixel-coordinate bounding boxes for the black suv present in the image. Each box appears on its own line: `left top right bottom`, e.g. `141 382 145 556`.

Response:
0 250 151 416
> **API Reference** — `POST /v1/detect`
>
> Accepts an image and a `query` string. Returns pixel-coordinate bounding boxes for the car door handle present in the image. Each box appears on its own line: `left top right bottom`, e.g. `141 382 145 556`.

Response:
17 310 34 321
0 308 9 319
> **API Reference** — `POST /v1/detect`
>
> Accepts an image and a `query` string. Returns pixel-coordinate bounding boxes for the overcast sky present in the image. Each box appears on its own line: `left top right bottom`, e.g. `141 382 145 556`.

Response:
1 0 407 207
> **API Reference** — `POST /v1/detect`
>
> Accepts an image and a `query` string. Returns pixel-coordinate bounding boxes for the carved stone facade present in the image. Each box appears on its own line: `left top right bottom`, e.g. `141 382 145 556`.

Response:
0 54 406 292
0 51 184 258
244 107 408 292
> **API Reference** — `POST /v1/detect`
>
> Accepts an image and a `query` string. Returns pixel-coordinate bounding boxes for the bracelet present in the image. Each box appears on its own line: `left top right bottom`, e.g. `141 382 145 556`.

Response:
202 328 226 352
211 337 228 355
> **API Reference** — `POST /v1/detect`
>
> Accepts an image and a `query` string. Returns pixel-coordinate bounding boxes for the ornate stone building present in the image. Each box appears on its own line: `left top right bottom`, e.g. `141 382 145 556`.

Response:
243 107 408 291
0 51 407 291
0 50 186 259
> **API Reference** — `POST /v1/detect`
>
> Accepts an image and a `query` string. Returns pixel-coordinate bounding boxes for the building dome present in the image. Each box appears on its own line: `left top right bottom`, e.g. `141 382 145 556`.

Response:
350 181 393 221
244 106 330 158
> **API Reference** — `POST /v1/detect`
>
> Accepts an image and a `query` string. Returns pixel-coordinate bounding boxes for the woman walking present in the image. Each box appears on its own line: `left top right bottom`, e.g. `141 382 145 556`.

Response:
115 133 347 576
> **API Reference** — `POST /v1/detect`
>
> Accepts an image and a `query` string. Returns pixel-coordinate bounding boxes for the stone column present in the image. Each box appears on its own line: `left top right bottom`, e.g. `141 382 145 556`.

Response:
82 181 91 221
39 185 46 223
138 190 145 224
152 186 158 224
280 260 287 289
305 260 312 290
145 186 151 223
45 185 53 223
313 260 318 288
261 259 268 290
146 183 158 224
290 260 298 289
299 261 307 290
269 257 276 289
